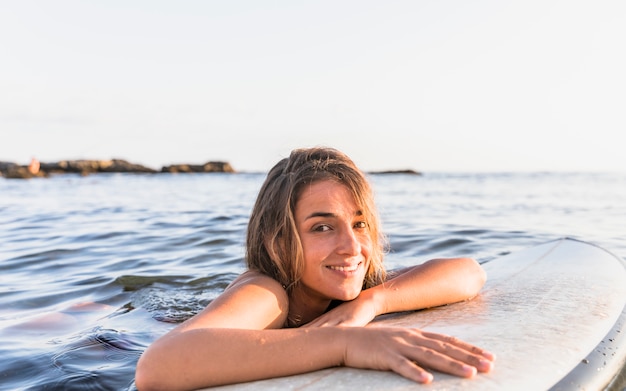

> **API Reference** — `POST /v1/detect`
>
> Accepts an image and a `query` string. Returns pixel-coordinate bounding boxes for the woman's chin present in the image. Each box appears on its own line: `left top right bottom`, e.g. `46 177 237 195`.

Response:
332 288 362 302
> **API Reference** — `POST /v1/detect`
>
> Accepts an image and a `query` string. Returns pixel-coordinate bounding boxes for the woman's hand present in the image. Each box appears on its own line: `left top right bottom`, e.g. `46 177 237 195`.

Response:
303 287 381 327
303 296 377 327
342 327 495 383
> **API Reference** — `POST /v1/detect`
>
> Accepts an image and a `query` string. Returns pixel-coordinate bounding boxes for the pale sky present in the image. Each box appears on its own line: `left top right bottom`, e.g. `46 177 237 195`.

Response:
1 1 625 173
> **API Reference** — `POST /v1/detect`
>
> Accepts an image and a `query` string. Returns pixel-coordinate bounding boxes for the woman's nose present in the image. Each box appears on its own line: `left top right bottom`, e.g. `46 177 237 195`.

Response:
337 227 361 256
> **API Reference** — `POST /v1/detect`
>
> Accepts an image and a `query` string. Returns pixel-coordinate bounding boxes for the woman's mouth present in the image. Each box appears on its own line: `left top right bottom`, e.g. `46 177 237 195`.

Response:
327 263 360 272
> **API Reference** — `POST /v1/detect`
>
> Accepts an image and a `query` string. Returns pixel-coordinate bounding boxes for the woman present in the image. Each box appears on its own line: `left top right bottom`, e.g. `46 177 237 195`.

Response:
135 147 494 391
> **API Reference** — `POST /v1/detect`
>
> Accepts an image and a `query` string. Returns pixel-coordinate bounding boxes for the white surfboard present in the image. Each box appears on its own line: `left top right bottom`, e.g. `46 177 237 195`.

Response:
209 238 626 390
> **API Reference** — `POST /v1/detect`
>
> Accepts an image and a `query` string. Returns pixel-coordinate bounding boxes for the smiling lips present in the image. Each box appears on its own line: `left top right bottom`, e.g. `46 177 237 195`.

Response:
327 262 361 272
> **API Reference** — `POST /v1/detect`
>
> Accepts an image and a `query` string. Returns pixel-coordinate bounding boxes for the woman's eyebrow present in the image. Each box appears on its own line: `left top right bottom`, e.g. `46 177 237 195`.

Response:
305 211 336 220
304 210 363 220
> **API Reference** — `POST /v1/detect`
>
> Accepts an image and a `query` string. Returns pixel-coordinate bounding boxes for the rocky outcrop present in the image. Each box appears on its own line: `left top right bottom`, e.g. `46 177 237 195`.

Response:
1 159 236 179
39 159 157 176
368 169 422 175
161 161 235 173
0 162 19 173
0 161 47 179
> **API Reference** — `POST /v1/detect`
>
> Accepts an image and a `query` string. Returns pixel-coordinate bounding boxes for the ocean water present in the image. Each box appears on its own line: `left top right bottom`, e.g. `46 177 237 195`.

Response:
1 171 625 390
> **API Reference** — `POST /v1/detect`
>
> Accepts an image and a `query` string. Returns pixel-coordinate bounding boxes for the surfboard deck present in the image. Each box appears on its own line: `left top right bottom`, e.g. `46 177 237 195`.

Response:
209 238 626 390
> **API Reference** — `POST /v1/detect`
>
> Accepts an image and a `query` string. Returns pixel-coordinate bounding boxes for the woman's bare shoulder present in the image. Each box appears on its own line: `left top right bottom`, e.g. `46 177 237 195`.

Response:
227 270 287 296
194 270 289 329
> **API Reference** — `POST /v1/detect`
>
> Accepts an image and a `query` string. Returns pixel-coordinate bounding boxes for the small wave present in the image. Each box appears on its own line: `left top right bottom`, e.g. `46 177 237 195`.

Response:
115 275 191 291
426 237 473 252
48 327 144 390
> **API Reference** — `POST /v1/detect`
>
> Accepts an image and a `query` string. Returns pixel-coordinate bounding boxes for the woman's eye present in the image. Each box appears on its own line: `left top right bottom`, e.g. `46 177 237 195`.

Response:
313 224 331 232
354 221 367 229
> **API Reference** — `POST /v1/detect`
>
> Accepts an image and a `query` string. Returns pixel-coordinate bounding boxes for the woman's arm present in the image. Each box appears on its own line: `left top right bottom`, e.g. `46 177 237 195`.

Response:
135 271 291 390
135 322 493 391
305 257 486 327
135 266 493 391
136 326 346 390
377 257 486 314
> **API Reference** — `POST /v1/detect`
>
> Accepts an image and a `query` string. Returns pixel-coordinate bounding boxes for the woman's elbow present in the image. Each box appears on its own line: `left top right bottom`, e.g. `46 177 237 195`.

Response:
462 257 487 298
135 349 179 391
135 353 161 391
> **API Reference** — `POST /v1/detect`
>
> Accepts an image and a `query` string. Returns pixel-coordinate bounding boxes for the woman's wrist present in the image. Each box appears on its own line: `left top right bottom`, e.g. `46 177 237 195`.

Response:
360 285 387 317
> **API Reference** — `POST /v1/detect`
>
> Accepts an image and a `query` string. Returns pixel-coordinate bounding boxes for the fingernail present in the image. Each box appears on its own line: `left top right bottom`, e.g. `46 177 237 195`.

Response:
419 372 433 383
483 351 496 361
462 364 477 377
479 359 494 371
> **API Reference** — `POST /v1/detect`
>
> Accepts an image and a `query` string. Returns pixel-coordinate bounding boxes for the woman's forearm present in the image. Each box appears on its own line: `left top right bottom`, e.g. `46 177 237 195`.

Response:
135 327 346 391
369 257 486 316
136 317 495 391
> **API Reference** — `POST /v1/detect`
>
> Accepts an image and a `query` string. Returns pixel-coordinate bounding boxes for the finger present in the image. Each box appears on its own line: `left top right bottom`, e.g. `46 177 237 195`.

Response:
304 315 359 328
416 333 495 373
301 318 335 328
421 331 496 362
390 356 434 384
408 346 478 378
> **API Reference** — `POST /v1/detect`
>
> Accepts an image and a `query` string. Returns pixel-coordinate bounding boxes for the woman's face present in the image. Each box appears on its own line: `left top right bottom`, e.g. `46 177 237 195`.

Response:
293 180 372 305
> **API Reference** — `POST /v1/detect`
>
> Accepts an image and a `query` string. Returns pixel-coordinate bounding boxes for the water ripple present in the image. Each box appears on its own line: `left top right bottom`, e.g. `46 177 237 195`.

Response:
1 172 624 390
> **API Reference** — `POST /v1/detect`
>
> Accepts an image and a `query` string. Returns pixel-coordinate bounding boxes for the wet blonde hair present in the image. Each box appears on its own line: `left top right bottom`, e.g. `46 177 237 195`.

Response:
246 147 387 293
